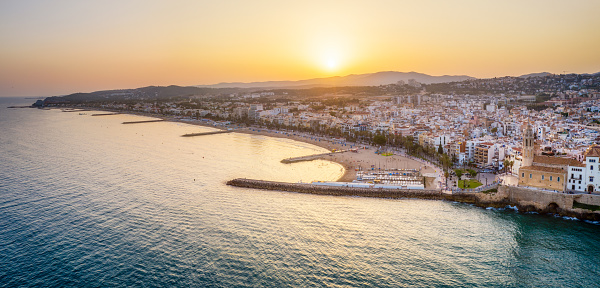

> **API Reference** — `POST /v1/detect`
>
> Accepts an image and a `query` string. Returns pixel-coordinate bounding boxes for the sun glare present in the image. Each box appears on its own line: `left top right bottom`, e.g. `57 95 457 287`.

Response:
325 58 338 71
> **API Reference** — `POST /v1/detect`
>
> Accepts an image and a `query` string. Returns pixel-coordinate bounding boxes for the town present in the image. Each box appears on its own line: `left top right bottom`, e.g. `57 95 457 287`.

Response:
39 73 600 194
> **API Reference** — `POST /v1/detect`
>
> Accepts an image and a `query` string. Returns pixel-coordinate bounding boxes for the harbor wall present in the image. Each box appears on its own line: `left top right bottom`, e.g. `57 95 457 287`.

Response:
226 178 600 221
226 178 444 200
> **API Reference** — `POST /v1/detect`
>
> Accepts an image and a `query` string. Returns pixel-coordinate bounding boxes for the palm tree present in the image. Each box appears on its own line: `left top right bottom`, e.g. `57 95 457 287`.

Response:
454 169 463 187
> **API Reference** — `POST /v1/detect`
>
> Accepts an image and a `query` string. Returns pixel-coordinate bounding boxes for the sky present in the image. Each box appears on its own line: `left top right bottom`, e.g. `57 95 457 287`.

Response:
1 0 599 97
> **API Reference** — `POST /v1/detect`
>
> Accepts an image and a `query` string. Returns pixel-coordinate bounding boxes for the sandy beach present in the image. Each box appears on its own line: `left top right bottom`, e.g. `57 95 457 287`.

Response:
236 127 439 186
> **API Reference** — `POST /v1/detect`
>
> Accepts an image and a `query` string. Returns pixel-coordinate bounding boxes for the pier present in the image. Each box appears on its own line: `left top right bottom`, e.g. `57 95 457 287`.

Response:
181 130 235 137
122 119 166 124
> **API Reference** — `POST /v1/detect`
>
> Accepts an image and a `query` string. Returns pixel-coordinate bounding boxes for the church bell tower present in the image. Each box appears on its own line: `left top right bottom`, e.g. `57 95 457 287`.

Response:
522 123 534 167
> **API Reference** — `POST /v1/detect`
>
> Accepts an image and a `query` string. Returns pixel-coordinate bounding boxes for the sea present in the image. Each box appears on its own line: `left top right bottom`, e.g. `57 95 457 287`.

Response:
1 97 599 288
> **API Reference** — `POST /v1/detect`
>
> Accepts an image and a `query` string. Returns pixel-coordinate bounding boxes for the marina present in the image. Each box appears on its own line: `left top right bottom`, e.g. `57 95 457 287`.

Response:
355 168 425 188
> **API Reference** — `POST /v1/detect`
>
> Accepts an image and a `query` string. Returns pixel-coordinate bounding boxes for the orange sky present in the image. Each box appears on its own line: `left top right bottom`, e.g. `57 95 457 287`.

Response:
1 0 599 96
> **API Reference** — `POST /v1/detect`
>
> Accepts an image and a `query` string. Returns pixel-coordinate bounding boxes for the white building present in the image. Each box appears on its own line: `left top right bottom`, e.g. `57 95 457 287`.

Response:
567 144 600 193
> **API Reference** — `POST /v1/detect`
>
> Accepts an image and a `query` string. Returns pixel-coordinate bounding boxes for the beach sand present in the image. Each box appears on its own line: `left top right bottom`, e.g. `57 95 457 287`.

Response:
237 128 438 186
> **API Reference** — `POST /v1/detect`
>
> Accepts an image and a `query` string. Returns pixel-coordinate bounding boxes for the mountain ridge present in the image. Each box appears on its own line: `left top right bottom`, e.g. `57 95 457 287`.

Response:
198 71 475 89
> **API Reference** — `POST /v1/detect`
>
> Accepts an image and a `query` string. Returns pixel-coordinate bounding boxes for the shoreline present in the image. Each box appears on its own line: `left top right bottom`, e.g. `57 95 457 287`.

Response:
64 107 440 184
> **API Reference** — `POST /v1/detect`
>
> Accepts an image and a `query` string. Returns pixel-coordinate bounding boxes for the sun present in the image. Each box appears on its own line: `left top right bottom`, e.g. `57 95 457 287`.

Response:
325 58 338 71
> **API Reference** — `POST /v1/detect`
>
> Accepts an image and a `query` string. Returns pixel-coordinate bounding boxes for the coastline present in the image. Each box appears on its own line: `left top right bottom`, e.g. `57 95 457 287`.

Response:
68 107 439 184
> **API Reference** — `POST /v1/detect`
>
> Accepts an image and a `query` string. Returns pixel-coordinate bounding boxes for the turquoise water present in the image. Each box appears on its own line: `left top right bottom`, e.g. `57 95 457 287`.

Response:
1 97 599 287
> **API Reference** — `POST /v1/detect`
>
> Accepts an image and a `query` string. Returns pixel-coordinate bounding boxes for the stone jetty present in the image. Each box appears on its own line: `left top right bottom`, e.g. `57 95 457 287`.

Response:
91 113 120 116
281 149 356 164
227 178 447 200
122 119 166 124
181 130 234 137
226 178 600 221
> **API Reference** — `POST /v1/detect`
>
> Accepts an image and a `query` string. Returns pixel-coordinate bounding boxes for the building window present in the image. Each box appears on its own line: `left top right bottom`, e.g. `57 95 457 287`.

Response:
529 174 532 179
542 175 545 180
550 176 553 181
522 173 525 178
590 176 595 183
557 177 560 182
572 185 575 190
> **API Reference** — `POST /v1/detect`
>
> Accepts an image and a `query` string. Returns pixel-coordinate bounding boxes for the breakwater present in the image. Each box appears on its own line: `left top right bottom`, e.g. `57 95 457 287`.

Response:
122 119 166 124
227 178 448 200
226 179 600 221
182 130 234 137
91 113 120 116
281 149 355 164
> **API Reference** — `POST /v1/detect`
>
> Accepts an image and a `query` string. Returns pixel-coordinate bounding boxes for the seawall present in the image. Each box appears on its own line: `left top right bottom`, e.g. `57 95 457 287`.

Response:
226 178 446 200
226 178 600 221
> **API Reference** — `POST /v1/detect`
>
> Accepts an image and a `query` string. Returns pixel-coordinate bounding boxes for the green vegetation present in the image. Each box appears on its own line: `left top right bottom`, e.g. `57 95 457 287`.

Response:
466 169 477 179
373 134 387 146
573 201 600 211
458 179 482 189
481 188 497 194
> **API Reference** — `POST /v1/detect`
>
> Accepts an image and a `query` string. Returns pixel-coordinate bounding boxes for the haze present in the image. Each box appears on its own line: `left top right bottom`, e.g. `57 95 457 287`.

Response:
1 0 599 97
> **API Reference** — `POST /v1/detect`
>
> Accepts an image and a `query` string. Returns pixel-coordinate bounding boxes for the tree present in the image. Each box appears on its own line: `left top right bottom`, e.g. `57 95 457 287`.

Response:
454 169 463 188
491 127 498 134
438 143 444 155
503 159 510 174
373 134 386 146
440 153 451 172
467 169 478 180
444 171 449 187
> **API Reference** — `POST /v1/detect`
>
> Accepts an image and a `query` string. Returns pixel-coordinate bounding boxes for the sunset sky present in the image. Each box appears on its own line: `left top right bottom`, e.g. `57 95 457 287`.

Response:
1 0 599 97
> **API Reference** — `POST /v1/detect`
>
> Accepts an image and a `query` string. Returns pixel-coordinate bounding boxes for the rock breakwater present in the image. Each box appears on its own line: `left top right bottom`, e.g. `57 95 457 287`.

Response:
227 178 448 200
226 178 600 221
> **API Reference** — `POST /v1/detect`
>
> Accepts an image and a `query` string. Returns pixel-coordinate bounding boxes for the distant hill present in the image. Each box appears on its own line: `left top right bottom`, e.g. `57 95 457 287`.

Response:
519 72 553 78
42 85 235 103
200 71 475 89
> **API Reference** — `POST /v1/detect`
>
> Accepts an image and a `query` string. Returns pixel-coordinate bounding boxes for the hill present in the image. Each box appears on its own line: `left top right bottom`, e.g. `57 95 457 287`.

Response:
200 71 475 89
519 72 553 78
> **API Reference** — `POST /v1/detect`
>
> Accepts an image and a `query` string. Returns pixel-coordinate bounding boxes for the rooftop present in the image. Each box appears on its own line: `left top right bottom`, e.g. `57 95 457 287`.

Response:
520 165 565 174
533 155 584 167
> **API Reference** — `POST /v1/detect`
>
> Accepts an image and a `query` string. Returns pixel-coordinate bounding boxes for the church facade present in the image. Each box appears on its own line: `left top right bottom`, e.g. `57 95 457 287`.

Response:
518 123 599 193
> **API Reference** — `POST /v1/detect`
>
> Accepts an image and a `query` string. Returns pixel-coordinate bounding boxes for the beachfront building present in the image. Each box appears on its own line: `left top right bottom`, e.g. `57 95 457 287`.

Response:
582 144 600 193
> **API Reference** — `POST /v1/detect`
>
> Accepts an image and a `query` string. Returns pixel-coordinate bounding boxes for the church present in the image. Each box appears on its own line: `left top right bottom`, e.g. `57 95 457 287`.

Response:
518 123 599 193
